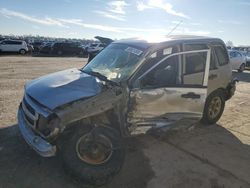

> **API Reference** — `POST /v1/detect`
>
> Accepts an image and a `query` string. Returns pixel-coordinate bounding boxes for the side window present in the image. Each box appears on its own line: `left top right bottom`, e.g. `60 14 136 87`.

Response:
140 51 208 88
210 50 217 70
13 41 22 45
141 56 179 88
3 41 11 45
214 46 229 66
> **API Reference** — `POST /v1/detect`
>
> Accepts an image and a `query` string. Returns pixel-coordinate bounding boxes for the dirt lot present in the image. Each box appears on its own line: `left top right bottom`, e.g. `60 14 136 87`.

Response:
0 56 250 188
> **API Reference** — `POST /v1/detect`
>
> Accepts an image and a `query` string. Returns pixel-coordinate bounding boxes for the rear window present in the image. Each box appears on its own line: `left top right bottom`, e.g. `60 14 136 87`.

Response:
214 46 229 66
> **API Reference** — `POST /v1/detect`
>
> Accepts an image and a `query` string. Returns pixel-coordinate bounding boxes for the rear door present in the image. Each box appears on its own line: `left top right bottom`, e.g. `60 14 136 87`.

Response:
128 48 211 124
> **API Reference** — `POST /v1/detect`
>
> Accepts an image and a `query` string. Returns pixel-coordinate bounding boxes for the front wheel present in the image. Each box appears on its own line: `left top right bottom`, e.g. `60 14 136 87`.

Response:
201 90 225 125
61 125 125 186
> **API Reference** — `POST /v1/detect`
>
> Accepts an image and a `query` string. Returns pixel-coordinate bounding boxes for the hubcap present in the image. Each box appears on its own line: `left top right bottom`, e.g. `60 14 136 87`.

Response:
208 96 222 119
76 132 113 165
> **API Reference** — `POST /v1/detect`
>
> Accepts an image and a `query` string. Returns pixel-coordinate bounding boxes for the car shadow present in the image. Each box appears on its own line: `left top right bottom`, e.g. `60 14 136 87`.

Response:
0 124 154 188
1 122 250 188
147 121 250 187
233 70 250 83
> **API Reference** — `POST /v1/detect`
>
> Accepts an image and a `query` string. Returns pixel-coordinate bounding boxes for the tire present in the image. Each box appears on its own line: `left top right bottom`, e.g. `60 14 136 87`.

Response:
61 125 125 186
19 49 26 55
201 90 225 125
238 63 245 72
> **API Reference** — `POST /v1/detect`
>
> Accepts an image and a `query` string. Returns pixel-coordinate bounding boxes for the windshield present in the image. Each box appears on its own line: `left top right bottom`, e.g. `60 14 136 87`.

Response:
82 43 144 82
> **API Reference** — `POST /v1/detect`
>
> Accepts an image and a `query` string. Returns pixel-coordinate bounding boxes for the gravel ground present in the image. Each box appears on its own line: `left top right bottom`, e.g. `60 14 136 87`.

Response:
0 56 250 188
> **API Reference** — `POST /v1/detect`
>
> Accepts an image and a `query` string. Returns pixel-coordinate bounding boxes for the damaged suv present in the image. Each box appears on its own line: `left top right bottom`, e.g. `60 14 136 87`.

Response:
18 36 236 185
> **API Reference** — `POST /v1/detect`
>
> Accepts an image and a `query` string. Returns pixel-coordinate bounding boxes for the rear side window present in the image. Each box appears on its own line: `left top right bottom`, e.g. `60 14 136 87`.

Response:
6 41 22 45
214 46 229 66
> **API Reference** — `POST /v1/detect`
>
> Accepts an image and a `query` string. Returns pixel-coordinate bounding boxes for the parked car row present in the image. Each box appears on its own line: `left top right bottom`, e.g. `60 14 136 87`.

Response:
0 36 112 57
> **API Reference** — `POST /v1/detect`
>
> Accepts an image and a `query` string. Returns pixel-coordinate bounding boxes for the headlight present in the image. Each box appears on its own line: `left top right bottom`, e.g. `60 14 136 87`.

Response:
37 113 60 138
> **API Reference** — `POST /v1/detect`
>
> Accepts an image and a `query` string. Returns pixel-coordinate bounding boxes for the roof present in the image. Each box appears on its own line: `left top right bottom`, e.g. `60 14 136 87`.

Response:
114 35 224 50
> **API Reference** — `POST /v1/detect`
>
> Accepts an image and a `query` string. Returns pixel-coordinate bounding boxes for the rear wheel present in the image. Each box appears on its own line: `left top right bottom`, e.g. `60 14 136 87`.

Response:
238 63 245 72
201 90 225 125
19 49 26 55
61 125 125 186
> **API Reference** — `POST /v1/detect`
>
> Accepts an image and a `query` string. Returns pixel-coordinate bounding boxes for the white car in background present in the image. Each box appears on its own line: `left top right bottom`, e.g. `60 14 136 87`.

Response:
228 50 246 72
86 43 105 53
0 40 28 54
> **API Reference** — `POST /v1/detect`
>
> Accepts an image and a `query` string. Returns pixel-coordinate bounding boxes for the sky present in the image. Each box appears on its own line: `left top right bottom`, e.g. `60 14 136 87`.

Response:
0 0 249 46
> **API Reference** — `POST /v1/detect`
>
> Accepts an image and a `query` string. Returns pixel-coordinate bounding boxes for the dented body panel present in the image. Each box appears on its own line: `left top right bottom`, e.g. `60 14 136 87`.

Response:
25 68 102 110
128 87 207 124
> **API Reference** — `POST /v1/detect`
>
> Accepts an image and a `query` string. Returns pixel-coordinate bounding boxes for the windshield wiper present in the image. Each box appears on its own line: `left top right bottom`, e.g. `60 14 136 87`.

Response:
81 70 119 86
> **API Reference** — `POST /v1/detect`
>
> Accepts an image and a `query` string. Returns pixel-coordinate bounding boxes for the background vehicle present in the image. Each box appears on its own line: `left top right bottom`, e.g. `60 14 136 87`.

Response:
87 36 113 62
245 51 250 68
18 36 236 186
31 41 43 53
50 42 85 56
0 40 28 54
39 42 54 54
27 44 34 53
86 43 105 53
228 50 246 72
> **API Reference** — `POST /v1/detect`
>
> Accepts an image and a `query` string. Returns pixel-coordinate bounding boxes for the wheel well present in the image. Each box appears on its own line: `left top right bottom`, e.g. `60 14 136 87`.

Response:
57 110 121 149
208 88 227 100
61 109 121 136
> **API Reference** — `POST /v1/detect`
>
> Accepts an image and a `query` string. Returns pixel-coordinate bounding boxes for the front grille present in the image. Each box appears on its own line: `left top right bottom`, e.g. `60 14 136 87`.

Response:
22 97 39 128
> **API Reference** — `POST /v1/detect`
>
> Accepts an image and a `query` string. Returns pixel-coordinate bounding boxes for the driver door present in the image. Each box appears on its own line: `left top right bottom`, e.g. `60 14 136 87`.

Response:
128 49 211 125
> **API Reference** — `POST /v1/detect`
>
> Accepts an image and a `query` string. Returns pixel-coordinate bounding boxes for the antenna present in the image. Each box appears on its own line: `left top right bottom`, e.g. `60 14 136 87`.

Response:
166 20 183 36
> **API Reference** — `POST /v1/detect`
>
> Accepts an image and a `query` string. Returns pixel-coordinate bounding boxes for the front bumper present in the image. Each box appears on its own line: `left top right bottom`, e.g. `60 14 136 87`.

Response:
18 107 56 157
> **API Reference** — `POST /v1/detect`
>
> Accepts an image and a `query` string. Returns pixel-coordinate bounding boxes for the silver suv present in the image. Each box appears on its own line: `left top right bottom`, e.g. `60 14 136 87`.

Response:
18 36 236 186
0 40 28 54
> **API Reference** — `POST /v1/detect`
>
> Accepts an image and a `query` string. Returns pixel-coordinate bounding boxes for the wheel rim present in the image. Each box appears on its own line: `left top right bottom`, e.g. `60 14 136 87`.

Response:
76 132 113 165
208 96 222 119
20 50 25 54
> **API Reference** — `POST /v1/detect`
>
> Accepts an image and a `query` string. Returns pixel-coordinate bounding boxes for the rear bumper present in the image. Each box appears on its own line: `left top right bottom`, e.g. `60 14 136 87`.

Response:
18 107 56 157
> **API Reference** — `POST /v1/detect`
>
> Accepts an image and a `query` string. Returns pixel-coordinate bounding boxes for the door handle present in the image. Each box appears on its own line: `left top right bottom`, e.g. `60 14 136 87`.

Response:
181 92 201 99
209 74 218 80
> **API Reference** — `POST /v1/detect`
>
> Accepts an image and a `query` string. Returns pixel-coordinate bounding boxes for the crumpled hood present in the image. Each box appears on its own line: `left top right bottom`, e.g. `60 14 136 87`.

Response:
25 68 102 110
